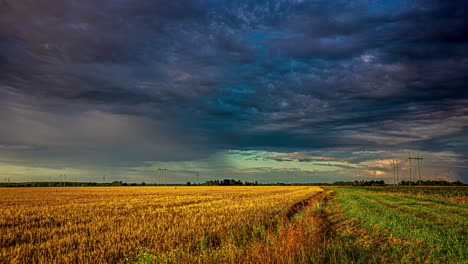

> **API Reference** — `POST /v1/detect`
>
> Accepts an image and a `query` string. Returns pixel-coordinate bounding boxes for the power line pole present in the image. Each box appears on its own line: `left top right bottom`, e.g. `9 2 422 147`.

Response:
408 153 412 186
196 172 199 186
392 160 400 185
157 168 162 186
416 153 423 185
396 161 399 186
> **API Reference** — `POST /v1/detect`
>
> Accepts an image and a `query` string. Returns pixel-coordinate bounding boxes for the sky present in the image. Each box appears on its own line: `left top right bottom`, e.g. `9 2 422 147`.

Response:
0 0 467 184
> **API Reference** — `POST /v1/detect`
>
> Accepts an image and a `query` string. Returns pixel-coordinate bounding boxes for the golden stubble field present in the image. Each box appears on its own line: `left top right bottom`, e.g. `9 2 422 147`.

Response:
0 186 324 263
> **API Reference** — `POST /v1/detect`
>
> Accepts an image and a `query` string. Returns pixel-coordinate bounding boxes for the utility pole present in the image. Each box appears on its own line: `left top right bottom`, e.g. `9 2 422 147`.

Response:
163 169 168 186
196 172 199 186
396 161 399 186
157 168 162 186
408 153 412 186
416 153 423 185
391 160 400 186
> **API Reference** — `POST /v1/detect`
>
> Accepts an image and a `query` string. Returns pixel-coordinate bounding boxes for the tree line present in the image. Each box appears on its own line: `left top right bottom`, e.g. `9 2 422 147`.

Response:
1 179 465 188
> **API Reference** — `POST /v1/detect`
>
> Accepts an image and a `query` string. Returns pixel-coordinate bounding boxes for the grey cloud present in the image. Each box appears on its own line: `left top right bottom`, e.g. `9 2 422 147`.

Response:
0 0 467 181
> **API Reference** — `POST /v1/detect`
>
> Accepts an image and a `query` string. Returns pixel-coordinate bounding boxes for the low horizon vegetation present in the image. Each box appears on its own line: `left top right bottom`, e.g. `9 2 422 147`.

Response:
1 178 465 188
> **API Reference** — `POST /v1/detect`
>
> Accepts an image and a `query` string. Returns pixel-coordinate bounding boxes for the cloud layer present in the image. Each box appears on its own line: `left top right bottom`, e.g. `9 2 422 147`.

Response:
1 0 467 182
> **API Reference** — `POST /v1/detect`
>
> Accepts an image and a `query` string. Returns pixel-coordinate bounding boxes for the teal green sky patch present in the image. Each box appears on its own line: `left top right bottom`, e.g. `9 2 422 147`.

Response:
222 150 360 172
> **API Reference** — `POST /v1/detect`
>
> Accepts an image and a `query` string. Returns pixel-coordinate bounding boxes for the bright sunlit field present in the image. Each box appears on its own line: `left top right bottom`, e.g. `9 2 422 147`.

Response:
0 186 325 263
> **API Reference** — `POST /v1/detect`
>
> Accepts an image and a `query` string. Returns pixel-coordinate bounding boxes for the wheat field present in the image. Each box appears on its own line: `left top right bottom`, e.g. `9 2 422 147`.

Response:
0 186 325 263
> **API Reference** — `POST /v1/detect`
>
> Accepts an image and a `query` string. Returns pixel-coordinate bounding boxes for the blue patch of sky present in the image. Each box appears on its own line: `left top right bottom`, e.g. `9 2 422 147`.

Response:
222 84 255 94
368 0 408 14
247 30 282 58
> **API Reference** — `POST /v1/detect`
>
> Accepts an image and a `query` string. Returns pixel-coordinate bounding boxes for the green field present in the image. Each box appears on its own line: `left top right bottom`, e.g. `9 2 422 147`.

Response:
351 186 468 199
329 187 467 264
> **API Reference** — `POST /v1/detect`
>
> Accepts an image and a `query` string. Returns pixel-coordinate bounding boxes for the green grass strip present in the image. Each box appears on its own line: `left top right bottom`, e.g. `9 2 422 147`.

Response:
331 187 467 263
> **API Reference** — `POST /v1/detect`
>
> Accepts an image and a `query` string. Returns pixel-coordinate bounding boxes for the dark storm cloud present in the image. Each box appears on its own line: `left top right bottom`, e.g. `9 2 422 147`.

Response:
0 0 467 181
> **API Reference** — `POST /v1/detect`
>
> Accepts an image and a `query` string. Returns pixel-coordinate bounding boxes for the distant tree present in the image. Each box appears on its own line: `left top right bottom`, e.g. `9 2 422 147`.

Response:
111 181 123 186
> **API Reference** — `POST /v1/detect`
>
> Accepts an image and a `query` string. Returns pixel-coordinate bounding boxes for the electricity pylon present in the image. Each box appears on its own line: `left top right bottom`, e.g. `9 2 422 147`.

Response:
157 168 168 186
408 152 423 186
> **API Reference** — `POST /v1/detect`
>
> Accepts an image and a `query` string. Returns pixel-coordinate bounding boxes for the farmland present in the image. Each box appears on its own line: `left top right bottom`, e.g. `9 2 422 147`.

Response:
352 186 468 201
0 186 466 264
0 186 328 264
329 187 468 263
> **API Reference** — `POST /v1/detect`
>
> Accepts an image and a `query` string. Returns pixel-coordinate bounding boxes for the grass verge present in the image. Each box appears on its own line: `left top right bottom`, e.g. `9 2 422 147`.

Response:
329 187 467 264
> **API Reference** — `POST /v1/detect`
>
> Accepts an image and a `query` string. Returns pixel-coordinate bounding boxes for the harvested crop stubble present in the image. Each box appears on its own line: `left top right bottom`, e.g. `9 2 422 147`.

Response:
0 186 323 263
